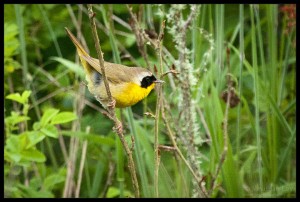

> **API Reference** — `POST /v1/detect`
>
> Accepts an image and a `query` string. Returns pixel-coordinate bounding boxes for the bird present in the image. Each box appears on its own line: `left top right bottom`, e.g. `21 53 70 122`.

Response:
65 27 163 108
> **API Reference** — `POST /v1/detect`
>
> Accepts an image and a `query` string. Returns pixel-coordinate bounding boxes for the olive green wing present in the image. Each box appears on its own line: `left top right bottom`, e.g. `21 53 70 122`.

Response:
80 55 133 84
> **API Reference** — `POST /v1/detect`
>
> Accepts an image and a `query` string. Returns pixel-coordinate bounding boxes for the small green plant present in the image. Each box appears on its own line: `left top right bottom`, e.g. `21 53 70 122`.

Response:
4 90 77 197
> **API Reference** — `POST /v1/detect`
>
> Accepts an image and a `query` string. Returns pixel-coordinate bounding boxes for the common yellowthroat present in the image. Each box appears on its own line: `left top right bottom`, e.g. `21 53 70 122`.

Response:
65 28 163 108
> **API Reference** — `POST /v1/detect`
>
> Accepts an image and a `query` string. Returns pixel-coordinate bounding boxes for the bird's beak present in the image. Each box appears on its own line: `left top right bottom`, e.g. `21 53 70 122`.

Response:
154 79 164 84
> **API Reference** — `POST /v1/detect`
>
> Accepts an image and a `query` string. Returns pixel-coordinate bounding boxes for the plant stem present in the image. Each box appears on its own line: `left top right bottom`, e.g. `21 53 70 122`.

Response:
161 97 208 197
87 4 139 198
75 126 90 197
153 20 165 197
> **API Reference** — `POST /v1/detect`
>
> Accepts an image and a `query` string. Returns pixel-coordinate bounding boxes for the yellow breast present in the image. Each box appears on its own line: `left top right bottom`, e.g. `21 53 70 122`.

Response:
113 82 155 108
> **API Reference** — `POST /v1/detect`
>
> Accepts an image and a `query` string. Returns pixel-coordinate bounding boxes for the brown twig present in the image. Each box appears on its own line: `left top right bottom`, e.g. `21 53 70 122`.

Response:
126 4 151 69
161 70 180 78
87 4 139 198
158 145 177 152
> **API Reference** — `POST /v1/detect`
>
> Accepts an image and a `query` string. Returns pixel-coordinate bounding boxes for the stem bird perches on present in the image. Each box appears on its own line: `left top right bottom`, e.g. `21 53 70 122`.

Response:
87 4 140 198
153 20 165 198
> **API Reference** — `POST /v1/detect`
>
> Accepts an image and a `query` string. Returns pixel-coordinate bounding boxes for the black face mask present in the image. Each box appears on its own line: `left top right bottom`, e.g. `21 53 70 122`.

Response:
140 75 157 88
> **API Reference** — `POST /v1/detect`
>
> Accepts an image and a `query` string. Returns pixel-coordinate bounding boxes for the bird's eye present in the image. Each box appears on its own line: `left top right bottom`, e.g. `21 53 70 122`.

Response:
141 75 155 88
146 77 151 83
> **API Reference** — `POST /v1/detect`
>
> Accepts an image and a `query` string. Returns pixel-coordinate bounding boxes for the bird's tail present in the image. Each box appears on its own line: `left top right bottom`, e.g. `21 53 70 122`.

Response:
65 27 89 57
65 27 95 76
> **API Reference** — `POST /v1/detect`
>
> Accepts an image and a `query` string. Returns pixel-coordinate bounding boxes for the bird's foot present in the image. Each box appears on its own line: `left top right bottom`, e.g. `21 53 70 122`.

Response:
113 121 123 134
107 99 116 109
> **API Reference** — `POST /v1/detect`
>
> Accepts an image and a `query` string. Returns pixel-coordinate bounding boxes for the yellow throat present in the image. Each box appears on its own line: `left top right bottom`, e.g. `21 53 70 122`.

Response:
113 82 155 108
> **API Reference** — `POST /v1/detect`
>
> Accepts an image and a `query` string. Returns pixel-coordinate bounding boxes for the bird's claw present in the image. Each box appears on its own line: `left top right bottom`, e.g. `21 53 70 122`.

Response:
113 121 123 134
107 99 116 109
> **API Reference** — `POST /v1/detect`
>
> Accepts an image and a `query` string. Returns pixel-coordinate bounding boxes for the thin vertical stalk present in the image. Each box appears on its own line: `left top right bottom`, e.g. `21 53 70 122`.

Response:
75 127 89 198
100 5 125 197
146 4 154 29
154 85 162 198
250 5 263 192
90 161 104 197
14 5 28 87
253 5 267 82
154 20 165 197
215 4 224 92
126 108 149 197
236 4 244 164
38 5 62 58
192 5 201 70
116 134 124 198
278 27 293 103
266 5 279 187
87 4 139 197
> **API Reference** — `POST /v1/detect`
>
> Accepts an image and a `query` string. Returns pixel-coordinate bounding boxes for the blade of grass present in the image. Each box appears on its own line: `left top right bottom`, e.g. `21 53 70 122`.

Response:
266 4 279 187
215 4 224 92
14 5 28 87
236 3 244 163
90 161 105 197
250 4 263 192
126 108 151 197
38 5 62 58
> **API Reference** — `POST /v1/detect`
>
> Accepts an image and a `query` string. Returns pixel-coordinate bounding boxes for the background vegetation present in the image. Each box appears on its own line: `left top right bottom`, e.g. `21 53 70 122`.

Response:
4 4 296 198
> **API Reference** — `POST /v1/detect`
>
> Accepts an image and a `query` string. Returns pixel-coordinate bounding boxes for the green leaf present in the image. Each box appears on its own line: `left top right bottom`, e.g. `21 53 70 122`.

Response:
29 177 43 190
21 149 46 163
41 124 58 138
6 93 24 104
43 173 65 190
50 112 77 125
5 151 22 163
106 186 120 198
33 122 41 131
5 90 31 104
5 112 30 128
17 184 54 198
21 90 31 103
40 108 60 126
5 134 40 163
4 23 19 58
5 135 22 153
4 57 20 74
106 186 133 198
26 131 46 149
50 57 85 78
266 91 293 134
